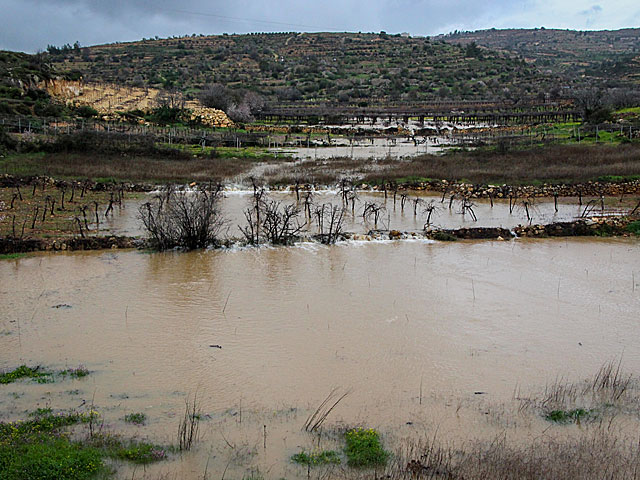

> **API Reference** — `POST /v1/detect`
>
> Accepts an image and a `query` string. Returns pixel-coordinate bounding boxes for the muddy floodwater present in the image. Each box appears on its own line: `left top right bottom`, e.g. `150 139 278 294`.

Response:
2 237 640 478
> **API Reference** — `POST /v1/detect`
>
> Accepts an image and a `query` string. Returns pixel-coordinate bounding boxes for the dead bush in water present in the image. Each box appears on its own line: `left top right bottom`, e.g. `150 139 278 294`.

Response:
138 186 226 250
314 203 347 244
240 189 305 245
178 393 201 452
391 425 640 479
363 201 386 229
516 358 636 418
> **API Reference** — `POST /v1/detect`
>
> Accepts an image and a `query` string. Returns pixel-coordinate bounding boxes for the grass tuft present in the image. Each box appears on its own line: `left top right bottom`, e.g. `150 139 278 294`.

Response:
291 449 341 466
0 365 53 384
545 408 593 424
626 221 640 235
344 428 389 468
123 412 146 425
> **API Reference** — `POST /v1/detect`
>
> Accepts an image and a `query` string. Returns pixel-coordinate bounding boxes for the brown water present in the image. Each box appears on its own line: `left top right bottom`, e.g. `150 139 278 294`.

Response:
1 238 640 478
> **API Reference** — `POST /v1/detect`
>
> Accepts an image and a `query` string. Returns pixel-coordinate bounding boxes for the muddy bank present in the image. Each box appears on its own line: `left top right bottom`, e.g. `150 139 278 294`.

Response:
4 174 640 200
2 218 636 254
0 235 142 254
359 218 636 241
0 174 155 193
365 179 640 199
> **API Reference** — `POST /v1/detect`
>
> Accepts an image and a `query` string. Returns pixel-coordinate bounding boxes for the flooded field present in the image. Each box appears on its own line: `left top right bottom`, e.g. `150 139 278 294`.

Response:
102 190 631 239
2 237 640 478
269 136 450 160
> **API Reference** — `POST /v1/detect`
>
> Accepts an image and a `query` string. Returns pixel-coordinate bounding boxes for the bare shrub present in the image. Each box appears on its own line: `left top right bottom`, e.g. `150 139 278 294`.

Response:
138 186 226 250
390 426 640 480
227 102 253 123
261 200 305 245
239 191 305 245
314 203 347 244
198 83 231 110
178 393 201 452
363 201 386 229
518 358 636 415
422 200 441 228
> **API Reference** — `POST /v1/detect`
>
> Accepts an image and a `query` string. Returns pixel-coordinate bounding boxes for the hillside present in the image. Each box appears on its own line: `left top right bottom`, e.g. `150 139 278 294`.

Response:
0 50 58 116
46 32 561 104
438 28 640 87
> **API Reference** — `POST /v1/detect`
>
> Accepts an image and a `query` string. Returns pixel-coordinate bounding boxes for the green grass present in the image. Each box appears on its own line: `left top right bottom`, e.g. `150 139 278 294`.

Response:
545 408 593 424
432 231 457 241
597 174 640 182
123 413 146 425
615 107 640 114
0 408 167 480
161 142 278 160
344 428 389 468
0 152 47 176
0 436 105 480
0 365 53 384
291 449 341 466
626 221 640 235
0 253 27 260
60 366 90 379
110 441 166 464
1 365 91 384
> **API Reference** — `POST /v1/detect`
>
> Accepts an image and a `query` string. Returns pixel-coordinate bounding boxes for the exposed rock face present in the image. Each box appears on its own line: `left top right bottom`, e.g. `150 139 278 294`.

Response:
43 79 233 127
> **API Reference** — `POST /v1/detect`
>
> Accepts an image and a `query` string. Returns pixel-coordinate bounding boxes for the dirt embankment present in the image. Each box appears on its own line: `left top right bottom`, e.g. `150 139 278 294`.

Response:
0 236 142 254
0 174 155 193
365 179 640 199
2 218 636 254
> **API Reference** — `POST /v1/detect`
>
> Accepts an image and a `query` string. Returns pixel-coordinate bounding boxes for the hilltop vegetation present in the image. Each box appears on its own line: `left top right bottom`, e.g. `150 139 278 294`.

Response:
440 28 640 89
47 32 560 103
0 51 60 116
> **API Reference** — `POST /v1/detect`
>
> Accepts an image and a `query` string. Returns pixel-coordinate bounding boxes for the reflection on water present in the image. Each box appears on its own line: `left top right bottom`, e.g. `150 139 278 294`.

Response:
1 238 639 477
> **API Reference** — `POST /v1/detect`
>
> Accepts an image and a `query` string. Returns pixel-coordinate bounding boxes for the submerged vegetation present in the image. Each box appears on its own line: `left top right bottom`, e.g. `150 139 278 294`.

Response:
291 449 341 466
0 407 167 480
344 428 390 468
0 365 90 384
0 365 53 384
123 412 146 425
545 408 593 424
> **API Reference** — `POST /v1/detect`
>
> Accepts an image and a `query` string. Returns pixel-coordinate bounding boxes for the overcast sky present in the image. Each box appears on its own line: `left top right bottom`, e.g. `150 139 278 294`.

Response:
2 0 639 53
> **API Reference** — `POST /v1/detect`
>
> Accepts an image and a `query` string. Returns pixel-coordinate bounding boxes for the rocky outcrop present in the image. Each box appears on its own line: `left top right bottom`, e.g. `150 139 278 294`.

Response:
187 107 234 128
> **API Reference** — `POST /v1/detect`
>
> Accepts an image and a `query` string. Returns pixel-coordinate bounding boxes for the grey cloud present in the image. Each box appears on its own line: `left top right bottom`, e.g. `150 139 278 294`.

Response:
0 0 637 53
580 4 603 15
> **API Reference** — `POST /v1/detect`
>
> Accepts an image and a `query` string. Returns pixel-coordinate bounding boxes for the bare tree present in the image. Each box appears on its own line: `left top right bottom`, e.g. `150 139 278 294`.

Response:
240 193 305 245
363 202 386 229
261 200 305 245
460 197 477 221
138 186 226 250
198 83 231 110
422 200 441 228
314 204 347 244
156 89 185 109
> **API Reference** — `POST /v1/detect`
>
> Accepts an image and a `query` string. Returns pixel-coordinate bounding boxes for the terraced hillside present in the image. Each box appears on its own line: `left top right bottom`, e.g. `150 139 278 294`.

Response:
0 50 58 116
439 28 640 86
47 32 560 103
